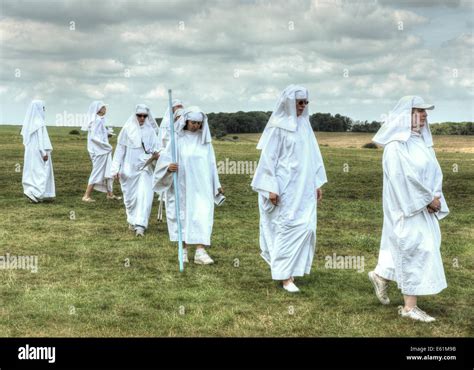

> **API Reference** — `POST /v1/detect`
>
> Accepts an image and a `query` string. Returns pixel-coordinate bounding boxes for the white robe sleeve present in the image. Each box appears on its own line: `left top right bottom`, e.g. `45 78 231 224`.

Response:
383 142 434 218
313 143 327 189
210 144 221 195
429 147 450 220
153 142 174 192
304 120 327 190
151 131 160 153
90 123 112 154
36 126 52 157
36 129 46 157
157 127 165 153
251 127 282 197
111 143 126 177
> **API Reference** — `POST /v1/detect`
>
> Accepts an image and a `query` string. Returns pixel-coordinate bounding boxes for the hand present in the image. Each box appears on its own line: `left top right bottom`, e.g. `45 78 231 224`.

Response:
168 163 178 172
316 188 322 203
218 187 224 195
269 192 279 206
429 196 441 210
42 155 48 161
428 196 441 212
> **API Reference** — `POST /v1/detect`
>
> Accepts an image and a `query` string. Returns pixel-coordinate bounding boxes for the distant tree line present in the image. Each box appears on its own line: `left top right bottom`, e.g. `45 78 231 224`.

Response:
429 122 474 135
156 112 473 137
351 120 382 133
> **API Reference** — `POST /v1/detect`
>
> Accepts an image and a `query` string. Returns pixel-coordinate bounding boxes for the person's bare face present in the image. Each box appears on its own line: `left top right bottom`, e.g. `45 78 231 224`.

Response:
411 108 427 131
97 106 106 116
295 99 308 116
186 120 202 132
136 113 147 125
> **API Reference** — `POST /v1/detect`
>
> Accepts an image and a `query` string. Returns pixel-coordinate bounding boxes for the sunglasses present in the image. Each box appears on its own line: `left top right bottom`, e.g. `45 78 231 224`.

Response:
297 100 309 106
136 114 148 118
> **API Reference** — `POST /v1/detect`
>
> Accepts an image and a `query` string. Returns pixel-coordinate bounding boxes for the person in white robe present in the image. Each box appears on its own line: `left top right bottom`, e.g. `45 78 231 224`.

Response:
153 106 223 265
21 100 55 203
368 96 449 323
81 101 121 202
156 104 184 222
111 104 159 237
251 85 327 292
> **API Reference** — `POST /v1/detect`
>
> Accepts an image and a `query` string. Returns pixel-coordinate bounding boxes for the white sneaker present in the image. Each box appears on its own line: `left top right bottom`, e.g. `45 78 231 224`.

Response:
194 249 214 265
180 248 189 263
135 227 145 237
368 271 390 305
399 306 436 323
283 282 300 293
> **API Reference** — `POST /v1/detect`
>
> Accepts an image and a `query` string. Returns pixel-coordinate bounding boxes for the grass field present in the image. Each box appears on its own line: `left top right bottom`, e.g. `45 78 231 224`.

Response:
0 125 472 337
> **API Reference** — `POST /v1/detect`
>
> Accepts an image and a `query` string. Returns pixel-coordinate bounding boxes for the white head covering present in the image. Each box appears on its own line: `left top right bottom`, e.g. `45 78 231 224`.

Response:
372 96 434 147
254 85 327 188
160 99 184 130
118 104 158 148
257 85 309 150
21 100 46 145
173 108 184 121
81 101 107 131
175 106 212 144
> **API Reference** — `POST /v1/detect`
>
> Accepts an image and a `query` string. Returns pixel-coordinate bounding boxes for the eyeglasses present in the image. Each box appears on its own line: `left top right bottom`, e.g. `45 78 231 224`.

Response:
297 100 309 106
136 114 148 118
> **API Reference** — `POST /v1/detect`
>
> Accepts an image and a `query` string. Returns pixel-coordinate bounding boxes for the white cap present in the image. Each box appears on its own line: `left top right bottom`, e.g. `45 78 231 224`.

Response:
412 97 434 110
413 103 434 110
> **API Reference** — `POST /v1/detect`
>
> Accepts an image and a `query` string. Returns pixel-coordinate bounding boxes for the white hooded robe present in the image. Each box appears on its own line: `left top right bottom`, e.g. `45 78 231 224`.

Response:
21 100 56 200
111 104 159 229
153 107 221 246
82 101 114 193
251 85 327 280
373 95 449 296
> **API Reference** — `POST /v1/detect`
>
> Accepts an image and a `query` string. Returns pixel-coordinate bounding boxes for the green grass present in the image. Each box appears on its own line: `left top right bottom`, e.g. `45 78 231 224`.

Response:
0 126 472 337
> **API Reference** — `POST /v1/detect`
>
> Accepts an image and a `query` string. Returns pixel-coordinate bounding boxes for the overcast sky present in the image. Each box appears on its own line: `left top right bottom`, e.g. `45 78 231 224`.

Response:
0 0 473 126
